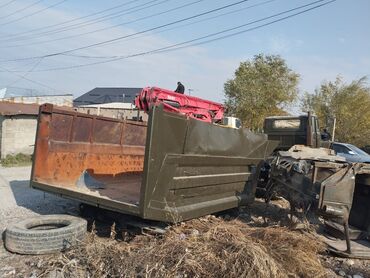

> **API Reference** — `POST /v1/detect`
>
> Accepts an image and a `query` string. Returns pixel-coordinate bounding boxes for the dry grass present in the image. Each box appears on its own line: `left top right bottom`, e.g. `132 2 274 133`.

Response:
38 216 329 278
1 153 32 167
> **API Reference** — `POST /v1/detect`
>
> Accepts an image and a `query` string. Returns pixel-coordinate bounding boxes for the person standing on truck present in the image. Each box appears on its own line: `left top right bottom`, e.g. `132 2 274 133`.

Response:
174 82 185 94
321 128 331 141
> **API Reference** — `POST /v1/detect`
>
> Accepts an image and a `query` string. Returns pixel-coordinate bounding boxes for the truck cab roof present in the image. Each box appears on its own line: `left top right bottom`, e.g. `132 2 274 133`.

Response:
264 115 308 119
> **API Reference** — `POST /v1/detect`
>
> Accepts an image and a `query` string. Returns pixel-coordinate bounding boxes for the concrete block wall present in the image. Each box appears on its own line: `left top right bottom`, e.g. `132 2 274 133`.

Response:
76 107 148 121
0 118 2 150
0 115 37 159
4 95 73 107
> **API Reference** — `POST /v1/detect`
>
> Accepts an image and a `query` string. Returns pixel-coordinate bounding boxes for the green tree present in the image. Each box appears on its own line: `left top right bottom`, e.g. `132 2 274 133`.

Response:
224 54 299 130
302 76 370 147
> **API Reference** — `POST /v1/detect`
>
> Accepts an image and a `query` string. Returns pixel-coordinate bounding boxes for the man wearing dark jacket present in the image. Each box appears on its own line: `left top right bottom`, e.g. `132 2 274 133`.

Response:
321 128 331 141
174 82 185 94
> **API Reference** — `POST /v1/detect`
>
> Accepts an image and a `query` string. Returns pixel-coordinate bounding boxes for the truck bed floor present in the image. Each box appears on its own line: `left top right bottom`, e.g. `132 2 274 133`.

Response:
90 173 142 205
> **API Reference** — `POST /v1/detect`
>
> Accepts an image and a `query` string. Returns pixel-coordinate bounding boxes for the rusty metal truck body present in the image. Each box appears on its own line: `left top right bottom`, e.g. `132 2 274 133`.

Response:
31 104 274 222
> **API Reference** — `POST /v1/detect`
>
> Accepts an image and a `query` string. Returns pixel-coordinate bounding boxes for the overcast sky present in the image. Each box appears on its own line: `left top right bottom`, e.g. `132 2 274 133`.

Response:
0 0 369 111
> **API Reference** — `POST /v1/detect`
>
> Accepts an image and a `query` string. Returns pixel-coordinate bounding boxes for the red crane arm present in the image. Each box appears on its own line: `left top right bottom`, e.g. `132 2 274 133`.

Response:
135 87 225 123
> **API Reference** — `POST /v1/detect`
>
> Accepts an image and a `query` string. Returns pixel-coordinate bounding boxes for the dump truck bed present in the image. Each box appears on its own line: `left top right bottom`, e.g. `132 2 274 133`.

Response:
31 104 275 222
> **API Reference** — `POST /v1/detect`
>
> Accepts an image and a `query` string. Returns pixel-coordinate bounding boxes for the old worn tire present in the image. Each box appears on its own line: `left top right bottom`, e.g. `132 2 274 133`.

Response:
4 215 87 255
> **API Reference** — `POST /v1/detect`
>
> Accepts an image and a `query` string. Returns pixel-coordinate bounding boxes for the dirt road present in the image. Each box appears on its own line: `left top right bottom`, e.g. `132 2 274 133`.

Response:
0 166 78 233
0 166 78 265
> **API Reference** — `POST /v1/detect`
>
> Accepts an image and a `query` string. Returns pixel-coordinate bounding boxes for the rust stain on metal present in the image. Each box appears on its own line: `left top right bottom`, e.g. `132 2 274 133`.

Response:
33 104 146 187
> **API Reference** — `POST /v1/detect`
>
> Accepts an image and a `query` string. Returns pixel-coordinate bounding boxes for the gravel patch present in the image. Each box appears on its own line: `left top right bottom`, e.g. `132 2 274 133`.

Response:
0 165 78 234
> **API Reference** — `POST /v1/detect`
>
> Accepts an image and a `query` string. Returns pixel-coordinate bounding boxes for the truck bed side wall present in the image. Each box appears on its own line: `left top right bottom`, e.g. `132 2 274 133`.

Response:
140 106 274 222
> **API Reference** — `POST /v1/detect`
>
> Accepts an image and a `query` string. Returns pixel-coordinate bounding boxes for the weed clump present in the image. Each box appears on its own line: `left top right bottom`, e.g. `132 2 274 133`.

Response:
1 153 32 167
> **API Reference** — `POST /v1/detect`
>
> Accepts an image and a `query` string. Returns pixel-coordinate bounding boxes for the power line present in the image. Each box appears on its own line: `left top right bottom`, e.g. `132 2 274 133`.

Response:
15 0 169 41
0 0 68 27
155 0 337 55
0 0 44 21
21 0 336 72
1 0 166 42
2 59 37 70
2 0 207 48
0 0 335 73
0 0 143 39
2 0 173 45
116 0 278 53
5 58 43 87
45 0 170 36
60 0 276 59
0 0 254 62
0 0 17 9
0 63 64 93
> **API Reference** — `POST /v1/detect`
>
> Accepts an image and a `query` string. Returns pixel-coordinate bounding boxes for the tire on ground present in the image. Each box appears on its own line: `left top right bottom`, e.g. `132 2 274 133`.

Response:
4 214 87 255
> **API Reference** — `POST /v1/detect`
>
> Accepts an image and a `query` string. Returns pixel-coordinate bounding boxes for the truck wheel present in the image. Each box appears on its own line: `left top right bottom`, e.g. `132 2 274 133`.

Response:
4 215 87 255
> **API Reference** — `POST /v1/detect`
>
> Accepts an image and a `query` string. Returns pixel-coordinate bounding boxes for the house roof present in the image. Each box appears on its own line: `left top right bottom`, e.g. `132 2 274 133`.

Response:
0 102 39 116
74 87 142 106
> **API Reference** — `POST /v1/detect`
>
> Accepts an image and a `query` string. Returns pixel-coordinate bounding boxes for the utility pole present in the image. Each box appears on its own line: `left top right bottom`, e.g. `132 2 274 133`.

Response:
332 117 336 141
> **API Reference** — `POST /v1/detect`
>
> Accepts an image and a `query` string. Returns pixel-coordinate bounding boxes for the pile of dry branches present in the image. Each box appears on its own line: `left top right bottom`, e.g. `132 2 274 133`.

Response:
39 216 329 278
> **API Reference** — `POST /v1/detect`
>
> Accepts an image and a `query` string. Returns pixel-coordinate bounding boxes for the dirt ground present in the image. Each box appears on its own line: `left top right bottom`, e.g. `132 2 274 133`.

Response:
0 166 369 277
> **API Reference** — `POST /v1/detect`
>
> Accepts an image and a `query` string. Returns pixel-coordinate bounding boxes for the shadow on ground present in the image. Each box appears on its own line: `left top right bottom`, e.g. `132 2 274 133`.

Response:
9 180 78 216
